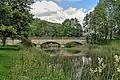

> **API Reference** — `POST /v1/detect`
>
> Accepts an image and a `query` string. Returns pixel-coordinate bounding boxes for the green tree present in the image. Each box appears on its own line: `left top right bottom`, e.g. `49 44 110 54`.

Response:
62 18 83 37
30 18 83 38
112 0 120 39
0 25 16 46
0 1 14 46
83 0 115 43
8 0 33 39
0 0 33 46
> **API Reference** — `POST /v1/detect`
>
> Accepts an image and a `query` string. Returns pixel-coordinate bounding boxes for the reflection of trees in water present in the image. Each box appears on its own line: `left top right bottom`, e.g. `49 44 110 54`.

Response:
65 41 83 48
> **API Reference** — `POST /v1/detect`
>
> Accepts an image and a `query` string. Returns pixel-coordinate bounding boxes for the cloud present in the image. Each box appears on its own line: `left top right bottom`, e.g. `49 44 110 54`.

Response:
64 7 77 15
30 1 91 24
30 1 63 16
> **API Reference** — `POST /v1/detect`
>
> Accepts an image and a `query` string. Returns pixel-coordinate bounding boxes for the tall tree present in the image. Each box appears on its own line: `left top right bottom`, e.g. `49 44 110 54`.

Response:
0 1 15 46
0 0 33 46
83 0 116 43
112 0 120 39
62 18 83 37
8 0 33 39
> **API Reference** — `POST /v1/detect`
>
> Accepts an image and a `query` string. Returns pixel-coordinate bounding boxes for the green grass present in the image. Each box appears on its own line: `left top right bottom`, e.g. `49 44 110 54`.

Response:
9 48 69 80
0 50 18 80
80 40 120 80
0 46 69 80
0 40 120 80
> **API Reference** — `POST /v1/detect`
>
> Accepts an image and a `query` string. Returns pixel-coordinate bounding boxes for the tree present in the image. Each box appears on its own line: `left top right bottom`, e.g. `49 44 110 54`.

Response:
83 0 115 43
8 0 33 39
62 18 83 37
0 0 33 46
0 1 14 46
112 0 120 39
29 18 83 38
0 25 16 46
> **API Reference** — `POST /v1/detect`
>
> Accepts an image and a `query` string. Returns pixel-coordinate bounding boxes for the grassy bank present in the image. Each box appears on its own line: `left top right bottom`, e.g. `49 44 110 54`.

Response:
0 40 120 80
80 40 120 80
0 46 70 80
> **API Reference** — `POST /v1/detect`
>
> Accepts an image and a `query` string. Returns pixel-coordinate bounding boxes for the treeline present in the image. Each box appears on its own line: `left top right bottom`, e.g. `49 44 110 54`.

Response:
83 0 120 44
29 18 83 37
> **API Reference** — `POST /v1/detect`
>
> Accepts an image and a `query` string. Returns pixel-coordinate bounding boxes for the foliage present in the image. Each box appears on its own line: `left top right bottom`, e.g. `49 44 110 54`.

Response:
1 41 120 79
30 18 83 37
89 57 107 80
0 0 33 46
83 0 120 44
9 48 69 80
88 55 120 80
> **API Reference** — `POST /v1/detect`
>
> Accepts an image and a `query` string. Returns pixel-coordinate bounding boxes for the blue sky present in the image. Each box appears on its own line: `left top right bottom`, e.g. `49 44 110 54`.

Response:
35 0 99 11
58 0 99 10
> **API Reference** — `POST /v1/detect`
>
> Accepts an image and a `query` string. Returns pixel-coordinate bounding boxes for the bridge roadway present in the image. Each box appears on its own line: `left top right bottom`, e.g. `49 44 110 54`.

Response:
0 37 86 46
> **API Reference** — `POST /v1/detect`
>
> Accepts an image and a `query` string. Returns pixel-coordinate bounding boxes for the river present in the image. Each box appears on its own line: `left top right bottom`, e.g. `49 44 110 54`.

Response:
41 48 92 80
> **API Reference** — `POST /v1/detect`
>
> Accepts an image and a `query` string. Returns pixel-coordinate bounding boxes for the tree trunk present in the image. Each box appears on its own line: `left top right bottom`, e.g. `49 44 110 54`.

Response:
104 27 108 40
94 33 97 44
105 32 108 40
86 36 89 43
110 30 113 40
2 35 6 47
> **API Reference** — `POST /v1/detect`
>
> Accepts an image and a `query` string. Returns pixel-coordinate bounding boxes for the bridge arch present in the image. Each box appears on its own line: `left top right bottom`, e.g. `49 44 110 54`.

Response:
64 41 83 48
40 41 61 48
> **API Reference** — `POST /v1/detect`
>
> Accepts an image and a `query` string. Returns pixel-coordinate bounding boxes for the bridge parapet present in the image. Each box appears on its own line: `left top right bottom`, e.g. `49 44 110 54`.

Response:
29 37 85 40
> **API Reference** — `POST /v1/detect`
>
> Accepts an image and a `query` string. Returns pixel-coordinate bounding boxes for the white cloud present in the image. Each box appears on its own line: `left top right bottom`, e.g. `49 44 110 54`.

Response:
68 8 87 23
64 7 77 15
30 1 91 24
30 1 63 16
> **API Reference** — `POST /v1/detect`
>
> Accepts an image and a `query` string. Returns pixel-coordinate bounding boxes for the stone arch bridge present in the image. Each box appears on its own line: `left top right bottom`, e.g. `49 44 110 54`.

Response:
4 38 86 47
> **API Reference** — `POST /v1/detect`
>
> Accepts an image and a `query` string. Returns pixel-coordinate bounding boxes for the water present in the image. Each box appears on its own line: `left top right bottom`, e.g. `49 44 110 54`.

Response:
41 47 92 80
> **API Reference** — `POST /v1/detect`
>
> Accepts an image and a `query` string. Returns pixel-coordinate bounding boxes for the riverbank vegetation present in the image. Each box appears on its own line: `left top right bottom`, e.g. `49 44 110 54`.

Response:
1 0 120 80
0 40 120 79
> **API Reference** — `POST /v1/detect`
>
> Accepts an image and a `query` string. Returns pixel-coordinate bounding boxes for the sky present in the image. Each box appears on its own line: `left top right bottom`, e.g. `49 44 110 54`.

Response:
30 0 99 23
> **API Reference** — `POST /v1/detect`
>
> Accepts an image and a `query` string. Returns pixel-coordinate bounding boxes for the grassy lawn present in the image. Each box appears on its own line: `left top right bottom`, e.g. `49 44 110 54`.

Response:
0 49 18 79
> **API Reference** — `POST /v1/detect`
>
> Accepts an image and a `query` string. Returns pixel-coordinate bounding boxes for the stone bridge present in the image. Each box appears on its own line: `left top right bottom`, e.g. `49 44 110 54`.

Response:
2 38 86 47
31 39 86 47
